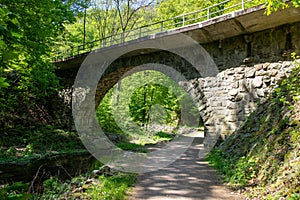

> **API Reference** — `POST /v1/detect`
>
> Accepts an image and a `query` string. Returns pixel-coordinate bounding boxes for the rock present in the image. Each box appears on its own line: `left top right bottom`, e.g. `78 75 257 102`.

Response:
278 71 287 79
232 81 239 88
256 89 265 97
255 70 268 76
85 179 95 184
255 64 263 70
263 77 271 83
269 63 279 70
227 115 237 122
228 89 238 96
243 57 253 63
245 68 256 78
227 102 236 109
226 69 235 75
252 77 263 88
235 94 243 101
270 70 278 76
263 63 270 70
232 72 244 79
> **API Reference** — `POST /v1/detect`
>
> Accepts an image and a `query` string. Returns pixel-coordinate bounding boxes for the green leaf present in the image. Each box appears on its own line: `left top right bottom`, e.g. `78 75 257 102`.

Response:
0 77 9 89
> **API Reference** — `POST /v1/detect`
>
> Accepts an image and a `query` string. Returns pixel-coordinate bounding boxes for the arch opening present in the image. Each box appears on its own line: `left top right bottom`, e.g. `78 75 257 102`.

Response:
96 69 206 148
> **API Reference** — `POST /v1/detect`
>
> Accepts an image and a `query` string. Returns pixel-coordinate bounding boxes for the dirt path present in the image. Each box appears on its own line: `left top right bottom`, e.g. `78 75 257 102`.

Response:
129 136 245 200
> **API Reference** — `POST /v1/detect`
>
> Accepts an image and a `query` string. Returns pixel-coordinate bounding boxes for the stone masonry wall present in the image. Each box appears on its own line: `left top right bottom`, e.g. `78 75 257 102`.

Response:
186 61 297 148
202 22 300 71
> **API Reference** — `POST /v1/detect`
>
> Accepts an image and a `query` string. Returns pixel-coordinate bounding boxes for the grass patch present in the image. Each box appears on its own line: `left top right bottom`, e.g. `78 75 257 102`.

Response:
116 142 147 153
151 131 174 142
114 131 175 153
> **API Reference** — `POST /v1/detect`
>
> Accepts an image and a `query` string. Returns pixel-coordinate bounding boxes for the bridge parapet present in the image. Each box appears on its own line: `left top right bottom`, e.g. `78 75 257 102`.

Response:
53 0 260 62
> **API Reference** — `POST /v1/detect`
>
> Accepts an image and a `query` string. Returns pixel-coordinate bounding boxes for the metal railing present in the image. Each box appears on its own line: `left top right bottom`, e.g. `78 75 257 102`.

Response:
53 0 259 61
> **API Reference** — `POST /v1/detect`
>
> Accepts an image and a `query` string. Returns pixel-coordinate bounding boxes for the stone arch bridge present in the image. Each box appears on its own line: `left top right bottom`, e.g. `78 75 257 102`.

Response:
55 3 300 146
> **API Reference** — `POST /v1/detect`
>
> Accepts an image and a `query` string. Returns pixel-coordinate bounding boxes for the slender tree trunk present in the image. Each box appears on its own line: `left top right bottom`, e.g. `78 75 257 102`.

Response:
115 81 121 105
142 84 147 127
83 1 87 49
145 86 155 126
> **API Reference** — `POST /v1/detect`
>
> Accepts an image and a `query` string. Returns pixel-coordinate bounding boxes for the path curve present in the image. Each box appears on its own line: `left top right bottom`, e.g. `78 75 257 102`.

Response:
129 135 245 200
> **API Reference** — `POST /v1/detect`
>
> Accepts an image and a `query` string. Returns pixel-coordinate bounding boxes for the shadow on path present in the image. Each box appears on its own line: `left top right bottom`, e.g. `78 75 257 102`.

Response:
130 136 244 200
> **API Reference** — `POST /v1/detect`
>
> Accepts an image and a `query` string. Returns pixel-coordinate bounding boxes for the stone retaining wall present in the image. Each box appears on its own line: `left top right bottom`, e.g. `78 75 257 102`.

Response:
187 61 297 148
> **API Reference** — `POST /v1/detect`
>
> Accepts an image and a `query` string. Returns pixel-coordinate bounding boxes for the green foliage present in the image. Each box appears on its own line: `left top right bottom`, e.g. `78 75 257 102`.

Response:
91 173 137 200
206 150 257 187
96 70 184 135
287 194 300 200
37 172 136 199
41 177 69 199
151 131 174 142
0 125 84 164
0 0 76 128
274 54 300 109
265 0 300 15
0 182 31 200
96 87 123 133
1 170 136 199
129 83 179 126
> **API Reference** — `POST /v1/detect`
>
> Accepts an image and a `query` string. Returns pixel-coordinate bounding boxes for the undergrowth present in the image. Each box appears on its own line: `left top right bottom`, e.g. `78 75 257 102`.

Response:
0 125 85 164
0 172 137 200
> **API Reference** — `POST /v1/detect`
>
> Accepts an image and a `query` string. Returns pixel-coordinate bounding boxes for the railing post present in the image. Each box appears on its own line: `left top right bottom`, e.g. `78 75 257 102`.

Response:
110 36 113 46
70 46 74 57
207 7 210 19
139 27 142 38
160 21 163 32
242 0 245 10
121 32 124 43
103 38 106 48
183 15 185 26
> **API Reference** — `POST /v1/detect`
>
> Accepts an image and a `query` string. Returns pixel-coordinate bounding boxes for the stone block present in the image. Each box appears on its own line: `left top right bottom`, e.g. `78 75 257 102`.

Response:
226 102 236 109
255 64 263 70
226 110 238 115
256 88 265 97
235 74 245 79
235 93 244 101
245 68 256 78
228 89 238 96
232 81 239 88
226 114 238 122
256 70 268 76
269 63 279 70
252 76 263 88
263 63 270 70
269 70 278 76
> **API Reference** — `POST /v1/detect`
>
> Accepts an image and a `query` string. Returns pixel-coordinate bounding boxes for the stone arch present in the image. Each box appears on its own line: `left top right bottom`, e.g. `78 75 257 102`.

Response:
92 49 219 151
94 49 202 106
72 33 221 163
